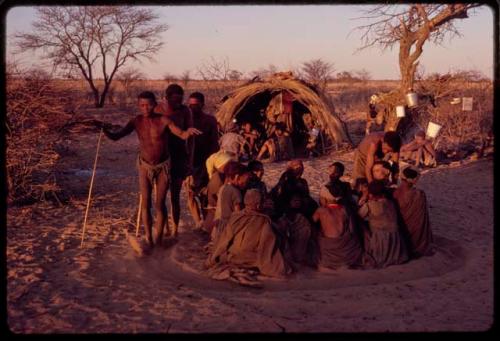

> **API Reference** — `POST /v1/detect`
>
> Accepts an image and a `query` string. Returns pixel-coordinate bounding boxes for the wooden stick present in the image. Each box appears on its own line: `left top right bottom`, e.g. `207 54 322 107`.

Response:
135 194 142 237
80 128 104 248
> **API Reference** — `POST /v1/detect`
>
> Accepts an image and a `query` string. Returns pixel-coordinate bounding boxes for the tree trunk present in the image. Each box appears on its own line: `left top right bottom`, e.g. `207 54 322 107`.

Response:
98 82 111 108
93 89 100 108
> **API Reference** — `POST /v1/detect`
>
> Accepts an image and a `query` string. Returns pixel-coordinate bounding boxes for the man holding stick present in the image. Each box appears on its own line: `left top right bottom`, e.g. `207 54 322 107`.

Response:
93 91 201 249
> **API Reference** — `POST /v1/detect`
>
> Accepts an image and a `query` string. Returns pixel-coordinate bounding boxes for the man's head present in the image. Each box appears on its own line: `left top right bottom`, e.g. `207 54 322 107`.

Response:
368 180 386 199
328 161 345 182
138 91 157 116
372 160 391 182
188 92 205 115
275 122 286 136
401 166 420 186
165 84 184 109
415 130 426 145
247 160 264 180
236 171 252 190
287 159 304 179
382 131 402 154
244 189 262 211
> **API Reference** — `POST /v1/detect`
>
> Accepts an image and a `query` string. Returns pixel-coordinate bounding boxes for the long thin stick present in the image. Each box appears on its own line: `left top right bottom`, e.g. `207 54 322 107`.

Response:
80 128 104 248
135 194 142 237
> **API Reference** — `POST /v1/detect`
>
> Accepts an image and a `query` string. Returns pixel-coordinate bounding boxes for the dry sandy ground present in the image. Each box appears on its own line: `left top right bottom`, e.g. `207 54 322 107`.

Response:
7 111 494 333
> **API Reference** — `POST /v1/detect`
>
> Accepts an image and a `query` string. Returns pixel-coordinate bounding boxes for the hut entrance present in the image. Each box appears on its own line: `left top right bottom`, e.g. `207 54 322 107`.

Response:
234 90 311 157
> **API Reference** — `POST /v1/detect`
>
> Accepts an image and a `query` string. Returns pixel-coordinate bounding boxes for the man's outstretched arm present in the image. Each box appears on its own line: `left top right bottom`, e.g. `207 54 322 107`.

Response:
163 117 202 140
94 119 135 141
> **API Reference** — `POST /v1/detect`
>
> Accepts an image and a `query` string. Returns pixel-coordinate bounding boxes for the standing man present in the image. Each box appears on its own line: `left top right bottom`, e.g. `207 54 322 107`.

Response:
93 91 201 248
155 84 192 237
185 92 220 228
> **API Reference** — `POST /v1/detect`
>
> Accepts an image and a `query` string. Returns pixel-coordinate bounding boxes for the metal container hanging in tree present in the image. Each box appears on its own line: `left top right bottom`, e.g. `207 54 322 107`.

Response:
405 91 419 108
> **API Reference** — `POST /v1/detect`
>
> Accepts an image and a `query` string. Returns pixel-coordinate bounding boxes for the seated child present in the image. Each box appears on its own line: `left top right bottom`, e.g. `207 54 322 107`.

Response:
400 130 437 168
257 122 294 162
313 182 363 270
246 160 268 199
275 194 313 265
211 162 250 243
353 177 369 206
393 167 433 258
358 180 409 268
239 121 260 160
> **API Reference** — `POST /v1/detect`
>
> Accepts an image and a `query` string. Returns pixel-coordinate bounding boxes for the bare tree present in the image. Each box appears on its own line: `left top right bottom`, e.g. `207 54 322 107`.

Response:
248 64 279 79
228 69 243 81
181 70 191 86
301 58 335 90
353 4 482 92
163 72 178 83
13 6 168 108
116 67 145 100
197 56 231 81
354 68 372 81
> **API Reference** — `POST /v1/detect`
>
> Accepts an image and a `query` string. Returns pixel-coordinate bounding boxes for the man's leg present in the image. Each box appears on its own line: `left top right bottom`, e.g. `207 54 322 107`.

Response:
169 176 184 237
138 168 153 247
154 171 169 245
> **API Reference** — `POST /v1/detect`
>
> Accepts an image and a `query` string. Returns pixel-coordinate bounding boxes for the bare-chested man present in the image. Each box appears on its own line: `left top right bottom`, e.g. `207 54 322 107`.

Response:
155 84 193 236
94 91 201 248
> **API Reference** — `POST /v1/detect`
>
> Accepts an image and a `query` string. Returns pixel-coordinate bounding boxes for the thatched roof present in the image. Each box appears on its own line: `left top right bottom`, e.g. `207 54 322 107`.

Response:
215 72 351 145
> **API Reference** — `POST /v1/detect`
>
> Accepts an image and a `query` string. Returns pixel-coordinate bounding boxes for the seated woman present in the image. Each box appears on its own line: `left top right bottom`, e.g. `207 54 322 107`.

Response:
358 180 409 269
256 122 294 162
206 189 292 278
400 130 437 168
313 182 363 270
269 160 318 223
393 167 433 258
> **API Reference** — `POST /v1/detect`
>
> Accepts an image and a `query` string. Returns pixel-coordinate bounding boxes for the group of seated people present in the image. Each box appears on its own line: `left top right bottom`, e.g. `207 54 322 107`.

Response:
200 155 434 281
236 112 325 163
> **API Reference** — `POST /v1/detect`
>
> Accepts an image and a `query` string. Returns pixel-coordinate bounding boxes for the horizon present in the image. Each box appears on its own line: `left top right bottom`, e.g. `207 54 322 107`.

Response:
5 5 495 80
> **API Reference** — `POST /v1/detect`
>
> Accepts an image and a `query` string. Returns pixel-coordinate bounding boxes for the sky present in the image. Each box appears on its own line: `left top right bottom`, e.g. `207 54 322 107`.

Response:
5 5 495 80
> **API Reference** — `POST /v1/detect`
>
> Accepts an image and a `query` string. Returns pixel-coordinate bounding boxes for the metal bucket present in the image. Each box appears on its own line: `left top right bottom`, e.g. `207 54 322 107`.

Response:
396 105 406 118
405 92 419 107
426 121 442 138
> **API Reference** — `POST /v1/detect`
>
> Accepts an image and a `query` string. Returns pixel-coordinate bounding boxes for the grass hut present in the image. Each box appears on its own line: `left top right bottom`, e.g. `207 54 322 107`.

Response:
215 72 352 155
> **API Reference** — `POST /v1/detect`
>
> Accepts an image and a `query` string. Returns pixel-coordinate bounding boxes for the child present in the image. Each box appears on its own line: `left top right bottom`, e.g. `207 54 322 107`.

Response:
313 182 363 270
246 160 268 199
353 177 369 206
93 91 201 248
256 122 294 162
358 180 409 268
240 121 260 159
393 167 433 258
211 162 250 243
323 161 354 209
275 193 313 265
400 130 437 168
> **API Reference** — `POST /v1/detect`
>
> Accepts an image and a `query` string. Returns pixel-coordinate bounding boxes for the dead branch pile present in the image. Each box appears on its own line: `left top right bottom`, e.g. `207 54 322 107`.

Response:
6 68 82 205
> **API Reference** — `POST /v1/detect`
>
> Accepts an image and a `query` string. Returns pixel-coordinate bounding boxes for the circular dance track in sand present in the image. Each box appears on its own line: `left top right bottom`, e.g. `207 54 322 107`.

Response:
106 230 466 292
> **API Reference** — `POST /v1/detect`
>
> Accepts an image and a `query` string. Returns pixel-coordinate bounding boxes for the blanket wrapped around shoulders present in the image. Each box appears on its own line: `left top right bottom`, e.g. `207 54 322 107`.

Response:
208 209 290 278
394 188 433 257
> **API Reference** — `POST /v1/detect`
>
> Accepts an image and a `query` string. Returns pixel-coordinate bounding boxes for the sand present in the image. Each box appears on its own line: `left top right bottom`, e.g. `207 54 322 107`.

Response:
6 110 494 333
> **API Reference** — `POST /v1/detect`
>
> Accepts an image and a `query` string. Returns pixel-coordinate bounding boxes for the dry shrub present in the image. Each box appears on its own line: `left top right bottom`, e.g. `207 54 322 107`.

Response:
6 67 81 205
